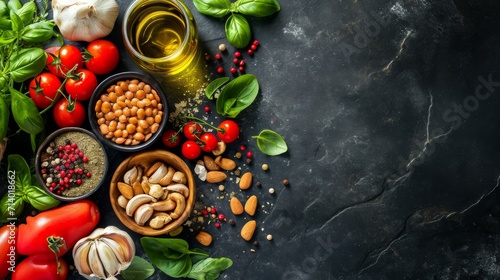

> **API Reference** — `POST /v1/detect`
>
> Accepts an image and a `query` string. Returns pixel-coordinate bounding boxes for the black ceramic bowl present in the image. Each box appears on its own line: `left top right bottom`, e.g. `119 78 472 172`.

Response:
88 72 168 152
35 127 108 201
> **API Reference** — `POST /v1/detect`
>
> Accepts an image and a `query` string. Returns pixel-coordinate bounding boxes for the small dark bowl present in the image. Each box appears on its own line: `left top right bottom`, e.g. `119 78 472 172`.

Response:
35 127 108 202
88 72 168 152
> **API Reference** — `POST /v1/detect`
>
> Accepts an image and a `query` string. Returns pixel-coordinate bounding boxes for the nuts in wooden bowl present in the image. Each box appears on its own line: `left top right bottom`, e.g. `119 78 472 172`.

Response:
110 150 195 236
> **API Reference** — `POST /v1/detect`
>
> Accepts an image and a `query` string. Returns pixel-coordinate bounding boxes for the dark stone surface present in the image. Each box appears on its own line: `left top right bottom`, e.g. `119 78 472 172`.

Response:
4 0 500 279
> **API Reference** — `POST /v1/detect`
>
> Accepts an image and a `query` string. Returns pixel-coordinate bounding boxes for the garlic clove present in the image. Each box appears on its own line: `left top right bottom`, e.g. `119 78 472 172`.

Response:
73 241 93 277
95 240 121 278
88 242 107 279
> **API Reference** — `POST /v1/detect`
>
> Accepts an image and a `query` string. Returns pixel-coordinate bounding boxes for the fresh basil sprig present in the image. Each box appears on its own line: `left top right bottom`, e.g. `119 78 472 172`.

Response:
0 154 60 222
205 76 230 100
252 129 288 155
140 237 233 280
215 74 259 118
121 256 155 280
193 0 280 48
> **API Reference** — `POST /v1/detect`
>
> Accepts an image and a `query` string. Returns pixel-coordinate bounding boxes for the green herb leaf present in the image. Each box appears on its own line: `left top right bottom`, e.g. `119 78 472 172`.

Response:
189 248 210 264
7 0 22 11
252 129 288 155
141 237 191 259
0 1 8 17
205 77 230 100
9 9 23 33
8 47 47 83
21 21 56 43
225 13 251 48
121 256 155 280
193 0 231 18
0 95 9 140
235 0 281 17
216 74 259 118
24 175 60 210
0 18 12 31
10 86 44 135
0 191 24 222
187 257 233 280
0 154 30 222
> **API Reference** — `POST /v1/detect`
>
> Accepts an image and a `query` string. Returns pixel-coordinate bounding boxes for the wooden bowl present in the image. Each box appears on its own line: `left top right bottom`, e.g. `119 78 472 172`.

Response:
110 149 195 235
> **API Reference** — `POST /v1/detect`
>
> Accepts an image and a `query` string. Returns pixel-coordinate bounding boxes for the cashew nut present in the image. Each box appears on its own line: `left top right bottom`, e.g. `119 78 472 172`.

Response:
168 192 186 219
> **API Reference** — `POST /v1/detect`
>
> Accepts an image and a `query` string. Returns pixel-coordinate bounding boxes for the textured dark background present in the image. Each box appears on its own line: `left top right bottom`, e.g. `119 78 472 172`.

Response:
3 0 500 279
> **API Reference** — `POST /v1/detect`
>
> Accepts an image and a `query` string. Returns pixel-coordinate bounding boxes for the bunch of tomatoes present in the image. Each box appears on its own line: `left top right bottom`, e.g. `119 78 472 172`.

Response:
29 40 119 128
162 119 240 160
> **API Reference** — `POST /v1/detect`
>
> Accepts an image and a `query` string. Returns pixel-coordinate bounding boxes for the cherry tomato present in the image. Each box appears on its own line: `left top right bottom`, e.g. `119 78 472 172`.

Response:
162 129 181 148
0 225 17 279
17 200 100 257
84 39 120 75
183 121 203 140
46 45 84 78
65 69 98 101
217 120 240 143
182 140 202 160
28 72 62 109
12 254 68 280
53 99 86 128
199 133 219 152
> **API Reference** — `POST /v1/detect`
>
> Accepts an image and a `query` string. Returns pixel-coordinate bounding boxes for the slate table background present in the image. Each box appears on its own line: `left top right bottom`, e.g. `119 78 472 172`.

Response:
4 0 500 279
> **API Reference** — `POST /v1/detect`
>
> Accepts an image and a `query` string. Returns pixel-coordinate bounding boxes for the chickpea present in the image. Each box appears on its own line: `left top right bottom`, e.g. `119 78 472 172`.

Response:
137 108 145 119
143 84 151 94
138 120 148 129
128 83 138 92
128 117 138 125
126 124 136 134
101 102 111 114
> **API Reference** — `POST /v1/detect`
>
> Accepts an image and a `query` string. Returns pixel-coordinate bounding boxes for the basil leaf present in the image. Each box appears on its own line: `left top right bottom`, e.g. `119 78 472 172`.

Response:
225 13 251 48
193 0 231 18
205 77 230 100
21 21 56 43
141 237 191 260
8 154 31 189
0 154 30 222
189 247 210 264
24 175 60 210
121 256 155 280
187 257 233 280
0 29 15 44
0 1 8 17
15 1 36 25
235 0 281 17
0 94 9 139
9 47 47 83
7 0 22 12
216 74 259 118
9 9 23 33
10 86 44 135
252 129 288 155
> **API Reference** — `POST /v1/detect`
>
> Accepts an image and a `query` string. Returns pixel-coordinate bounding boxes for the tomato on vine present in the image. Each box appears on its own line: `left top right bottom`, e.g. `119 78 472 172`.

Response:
183 121 203 141
162 129 181 148
218 120 239 143
53 99 86 128
182 140 202 160
65 69 98 101
199 133 219 152
84 40 120 75
46 45 84 78
28 72 62 109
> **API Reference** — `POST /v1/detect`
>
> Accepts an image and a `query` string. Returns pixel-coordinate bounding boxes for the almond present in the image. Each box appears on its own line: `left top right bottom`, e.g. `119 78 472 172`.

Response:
117 182 134 199
206 171 227 183
240 220 257 241
204 156 220 171
244 195 258 216
195 231 213 246
239 172 253 190
132 181 144 196
230 197 244 215
215 156 237 171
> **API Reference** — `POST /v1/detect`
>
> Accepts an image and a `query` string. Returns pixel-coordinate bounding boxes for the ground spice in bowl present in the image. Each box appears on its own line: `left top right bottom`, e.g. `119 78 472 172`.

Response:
35 127 107 201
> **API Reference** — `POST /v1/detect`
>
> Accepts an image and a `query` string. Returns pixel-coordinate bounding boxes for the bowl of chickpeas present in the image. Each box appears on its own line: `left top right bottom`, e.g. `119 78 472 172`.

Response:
88 72 168 152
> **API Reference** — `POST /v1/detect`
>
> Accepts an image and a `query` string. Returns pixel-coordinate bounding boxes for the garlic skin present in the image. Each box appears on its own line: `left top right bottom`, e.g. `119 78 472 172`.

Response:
72 226 136 280
52 0 119 42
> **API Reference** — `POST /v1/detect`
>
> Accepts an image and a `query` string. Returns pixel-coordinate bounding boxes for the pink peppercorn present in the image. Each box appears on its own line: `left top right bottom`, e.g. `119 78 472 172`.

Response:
247 49 254 56
230 67 237 74
234 51 241 58
215 222 221 229
216 66 224 73
215 53 222 60
210 207 217 214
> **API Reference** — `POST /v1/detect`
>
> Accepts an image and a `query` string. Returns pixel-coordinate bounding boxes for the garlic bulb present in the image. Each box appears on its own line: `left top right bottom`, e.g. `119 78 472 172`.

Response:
52 0 119 42
72 226 136 279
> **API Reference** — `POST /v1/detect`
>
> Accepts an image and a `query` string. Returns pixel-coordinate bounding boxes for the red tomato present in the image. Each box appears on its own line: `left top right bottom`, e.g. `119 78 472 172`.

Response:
53 99 86 128
0 225 17 279
12 254 68 280
183 121 203 140
162 129 181 148
217 120 240 143
65 69 98 101
28 72 62 109
199 133 218 152
46 45 83 78
182 140 202 160
84 39 120 75
17 200 100 257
